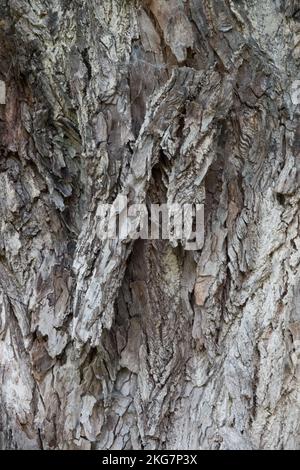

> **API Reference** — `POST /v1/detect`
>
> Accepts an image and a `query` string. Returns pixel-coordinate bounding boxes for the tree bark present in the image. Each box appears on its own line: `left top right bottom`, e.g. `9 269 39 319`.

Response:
1 0 300 450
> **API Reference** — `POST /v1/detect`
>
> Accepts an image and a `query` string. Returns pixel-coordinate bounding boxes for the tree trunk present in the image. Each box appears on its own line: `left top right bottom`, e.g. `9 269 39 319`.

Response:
1 0 300 450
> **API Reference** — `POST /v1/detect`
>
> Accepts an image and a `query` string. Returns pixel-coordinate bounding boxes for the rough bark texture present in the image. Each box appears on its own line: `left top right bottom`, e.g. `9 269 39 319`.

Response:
1 0 300 450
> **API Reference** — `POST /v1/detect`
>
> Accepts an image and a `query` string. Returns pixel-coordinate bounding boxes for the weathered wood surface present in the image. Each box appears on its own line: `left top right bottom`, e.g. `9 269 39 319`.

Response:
0 0 300 449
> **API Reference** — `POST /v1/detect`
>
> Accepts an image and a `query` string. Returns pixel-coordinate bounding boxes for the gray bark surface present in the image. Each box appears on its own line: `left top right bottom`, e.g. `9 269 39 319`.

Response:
0 0 300 450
